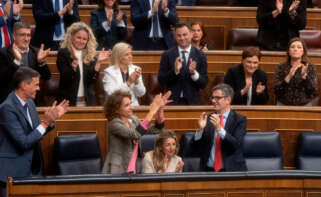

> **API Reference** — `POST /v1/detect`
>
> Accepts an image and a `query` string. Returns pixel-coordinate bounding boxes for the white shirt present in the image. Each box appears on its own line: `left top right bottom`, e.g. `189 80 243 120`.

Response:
75 50 84 97
52 0 66 41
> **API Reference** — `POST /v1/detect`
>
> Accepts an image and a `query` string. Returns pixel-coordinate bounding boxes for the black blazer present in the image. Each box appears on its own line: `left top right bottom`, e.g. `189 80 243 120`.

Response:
56 48 99 106
157 46 208 105
224 64 269 105
90 8 127 50
0 45 51 104
256 0 306 50
31 0 80 49
192 110 247 172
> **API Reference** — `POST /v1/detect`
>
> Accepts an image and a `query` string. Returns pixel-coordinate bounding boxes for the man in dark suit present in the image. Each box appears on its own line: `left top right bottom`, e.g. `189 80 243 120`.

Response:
130 0 178 50
192 83 247 172
158 22 208 105
31 0 80 50
0 21 51 104
0 67 69 197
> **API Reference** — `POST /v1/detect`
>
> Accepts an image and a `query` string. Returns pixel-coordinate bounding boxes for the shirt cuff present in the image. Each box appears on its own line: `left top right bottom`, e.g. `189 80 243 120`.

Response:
148 10 152 18
191 70 199 81
13 15 20 20
102 21 111 32
37 124 46 135
164 9 170 17
218 128 226 139
140 119 151 130
117 20 126 27
38 61 46 67
194 130 203 140
14 59 21 65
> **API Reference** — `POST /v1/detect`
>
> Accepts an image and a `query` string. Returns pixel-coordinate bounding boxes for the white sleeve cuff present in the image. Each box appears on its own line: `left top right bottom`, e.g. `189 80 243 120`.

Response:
117 20 126 27
191 70 199 81
148 10 152 18
37 124 46 135
164 9 170 17
14 59 21 65
102 21 111 32
194 130 203 141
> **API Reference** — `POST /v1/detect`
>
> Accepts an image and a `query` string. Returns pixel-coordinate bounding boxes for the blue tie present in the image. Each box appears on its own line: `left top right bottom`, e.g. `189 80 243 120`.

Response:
152 0 159 38
54 0 62 37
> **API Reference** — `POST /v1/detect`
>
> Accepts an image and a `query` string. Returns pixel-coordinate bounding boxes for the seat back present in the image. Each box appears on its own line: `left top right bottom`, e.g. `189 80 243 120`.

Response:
179 132 201 172
243 132 283 171
53 134 102 175
228 28 259 50
141 134 158 153
297 132 321 170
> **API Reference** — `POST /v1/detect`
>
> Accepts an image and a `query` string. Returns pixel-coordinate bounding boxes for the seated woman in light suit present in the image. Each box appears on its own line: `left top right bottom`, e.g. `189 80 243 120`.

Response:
143 130 184 173
102 90 172 174
103 42 146 106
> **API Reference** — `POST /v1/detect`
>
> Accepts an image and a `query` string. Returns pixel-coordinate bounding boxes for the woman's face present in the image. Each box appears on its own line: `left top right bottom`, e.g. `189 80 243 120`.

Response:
72 30 88 50
289 41 304 60
118 97 133 119
104 0 115 8
162 137 176 158
242 56 259 75
120 48 133 66
191 24 203 42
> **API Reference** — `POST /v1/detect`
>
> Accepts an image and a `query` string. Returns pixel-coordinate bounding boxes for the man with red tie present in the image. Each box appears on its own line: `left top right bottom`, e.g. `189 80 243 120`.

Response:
192 83 247 172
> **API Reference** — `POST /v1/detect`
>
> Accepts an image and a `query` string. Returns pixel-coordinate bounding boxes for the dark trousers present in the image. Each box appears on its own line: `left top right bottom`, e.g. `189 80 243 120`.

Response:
0 181 6 197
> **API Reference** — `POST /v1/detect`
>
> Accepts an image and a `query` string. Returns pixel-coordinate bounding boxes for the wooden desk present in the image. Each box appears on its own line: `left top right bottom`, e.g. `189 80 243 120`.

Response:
22 5 321 49
37 105 321 173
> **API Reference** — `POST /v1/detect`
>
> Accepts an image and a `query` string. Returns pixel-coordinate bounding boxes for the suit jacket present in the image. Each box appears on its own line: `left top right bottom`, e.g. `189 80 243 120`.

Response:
0 92 52 182
0 45 51 104
157 46 208 105
130 0 178 50
90 9 127 50
192 110 247 172
103 64 146 106
56 48 99 106
256 0 306 50
142 151 182 173
31 0 80 49
224 64 269 105
102 115 164 174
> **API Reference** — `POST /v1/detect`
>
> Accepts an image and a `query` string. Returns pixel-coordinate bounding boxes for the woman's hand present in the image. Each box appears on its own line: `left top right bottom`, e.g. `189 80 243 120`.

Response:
241 77 252 95
175 160 184 172
285 63 301 83
256 82 265 94
301 63 308 80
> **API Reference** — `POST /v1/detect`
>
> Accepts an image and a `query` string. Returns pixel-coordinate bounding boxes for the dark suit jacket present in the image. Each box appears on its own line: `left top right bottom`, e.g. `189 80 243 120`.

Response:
130 0 178 50
256 0 306 50
31 0 80 49
224 64 269 105
56 48 99 106
192 110 247 172
158 46 208 105
0 45 51 104
0 92 51 182
90 9 127 50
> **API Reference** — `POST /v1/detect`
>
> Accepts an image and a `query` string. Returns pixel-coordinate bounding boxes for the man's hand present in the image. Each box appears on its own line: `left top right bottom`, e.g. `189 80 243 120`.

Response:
189 58 196 75
12 43 22 62
3 0 12 20
175 56 183 73
161 0 168 12
152 0 161 15
13 0 23 16
209 114 221 131
276 0 283 14
198 112 207 130
289 0 300 14
42 100 69 126
37 44 50 63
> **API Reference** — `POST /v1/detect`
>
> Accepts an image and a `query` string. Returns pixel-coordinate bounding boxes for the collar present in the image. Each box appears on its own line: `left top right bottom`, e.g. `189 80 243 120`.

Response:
218 109 230 119
16 46 30 54
14 92 26 107
178 45 192 54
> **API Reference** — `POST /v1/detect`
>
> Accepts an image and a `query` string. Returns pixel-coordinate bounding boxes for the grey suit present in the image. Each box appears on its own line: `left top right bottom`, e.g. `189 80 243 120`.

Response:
102 115 163 174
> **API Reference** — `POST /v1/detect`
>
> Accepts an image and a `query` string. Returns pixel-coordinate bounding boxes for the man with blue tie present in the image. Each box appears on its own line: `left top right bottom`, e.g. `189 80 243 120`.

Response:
192 83 247 172
158 22 208 105
31 0 80 50
131 0 178 50
0 67 69 197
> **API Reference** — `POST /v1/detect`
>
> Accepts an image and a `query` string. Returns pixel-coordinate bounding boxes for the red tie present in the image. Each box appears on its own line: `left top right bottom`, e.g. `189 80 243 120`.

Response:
214 115 223 172
0 7 11 47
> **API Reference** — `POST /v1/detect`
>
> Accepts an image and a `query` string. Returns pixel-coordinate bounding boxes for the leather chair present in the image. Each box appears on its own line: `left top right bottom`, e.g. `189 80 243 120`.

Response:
227 28 259 50
243 132 283 171
53 134 102 175
300 30 321 52
179 132 201 172
297 132 321 170
141 134 158 153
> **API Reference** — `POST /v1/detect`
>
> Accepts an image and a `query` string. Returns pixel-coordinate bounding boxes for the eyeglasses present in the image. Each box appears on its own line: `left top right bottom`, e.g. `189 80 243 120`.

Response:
210 96 226 101
16 33 31 37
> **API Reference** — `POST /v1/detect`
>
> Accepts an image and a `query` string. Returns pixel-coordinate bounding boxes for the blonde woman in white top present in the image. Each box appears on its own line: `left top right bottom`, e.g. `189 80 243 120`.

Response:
103 42 146 106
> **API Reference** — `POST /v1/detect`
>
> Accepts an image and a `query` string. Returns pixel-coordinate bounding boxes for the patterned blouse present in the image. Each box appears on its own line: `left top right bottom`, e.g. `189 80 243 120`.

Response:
274 62 318 105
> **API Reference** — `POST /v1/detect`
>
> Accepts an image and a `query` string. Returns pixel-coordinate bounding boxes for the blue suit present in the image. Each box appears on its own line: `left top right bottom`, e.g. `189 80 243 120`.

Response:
0 92 50 183
157 46 208 105
130 0 178 50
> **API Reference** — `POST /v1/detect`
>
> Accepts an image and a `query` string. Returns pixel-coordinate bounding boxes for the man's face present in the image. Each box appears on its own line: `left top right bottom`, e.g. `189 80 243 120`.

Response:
13 28 31 51
211 89 231 113
22 77 40 100
175 26 192 49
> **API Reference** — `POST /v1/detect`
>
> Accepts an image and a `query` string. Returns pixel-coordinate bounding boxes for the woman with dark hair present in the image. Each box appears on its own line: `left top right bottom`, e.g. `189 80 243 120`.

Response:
142 130 184 173
102 90 172 174
224 46 269 105
90 0 127 49
191 22 212 52
274 37 318 105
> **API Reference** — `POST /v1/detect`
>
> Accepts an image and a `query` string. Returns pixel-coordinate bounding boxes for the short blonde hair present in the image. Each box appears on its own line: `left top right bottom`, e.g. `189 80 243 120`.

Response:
110 42 132 67
60 22 98 64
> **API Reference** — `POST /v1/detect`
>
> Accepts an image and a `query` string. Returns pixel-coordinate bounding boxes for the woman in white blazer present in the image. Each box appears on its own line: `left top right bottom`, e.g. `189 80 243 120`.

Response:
103 42 146 106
